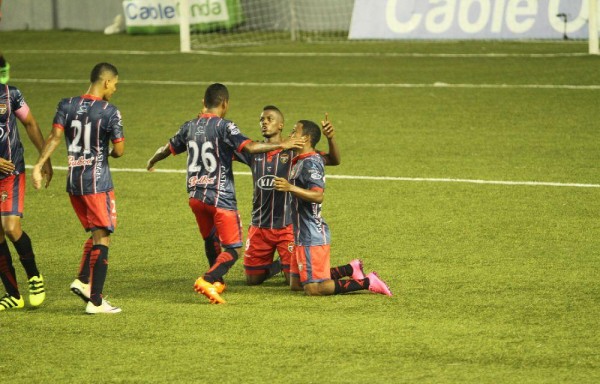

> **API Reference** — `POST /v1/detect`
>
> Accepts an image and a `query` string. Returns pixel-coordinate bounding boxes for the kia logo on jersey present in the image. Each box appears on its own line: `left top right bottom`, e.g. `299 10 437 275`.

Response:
257 175 275 190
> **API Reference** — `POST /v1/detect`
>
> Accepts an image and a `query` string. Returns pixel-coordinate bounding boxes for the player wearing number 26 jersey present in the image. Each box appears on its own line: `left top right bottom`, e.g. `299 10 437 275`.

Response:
147 83 305 304
169 114 250 211
33 63 125 314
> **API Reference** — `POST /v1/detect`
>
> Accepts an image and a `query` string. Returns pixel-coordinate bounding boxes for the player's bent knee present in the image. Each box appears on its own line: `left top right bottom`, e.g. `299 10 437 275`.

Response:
303 283 323 296
245 274 266 286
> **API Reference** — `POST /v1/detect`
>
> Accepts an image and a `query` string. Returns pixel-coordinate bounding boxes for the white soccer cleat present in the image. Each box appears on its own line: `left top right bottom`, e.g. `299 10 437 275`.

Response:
85 299 121 314
70 279 91 303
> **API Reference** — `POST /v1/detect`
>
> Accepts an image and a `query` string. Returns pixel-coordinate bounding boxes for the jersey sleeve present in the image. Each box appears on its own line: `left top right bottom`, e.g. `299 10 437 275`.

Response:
169 122 190 156
233 149 251 165
52 99 68 130
300 158 325 192
222 121 251 153
10 87 31 122
108 107 125 143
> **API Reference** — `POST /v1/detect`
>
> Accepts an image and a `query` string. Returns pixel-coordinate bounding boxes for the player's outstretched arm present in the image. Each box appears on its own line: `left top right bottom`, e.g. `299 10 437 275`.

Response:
32 127 63 189
242 136 305 154
147 143 171 171
274 177 323 203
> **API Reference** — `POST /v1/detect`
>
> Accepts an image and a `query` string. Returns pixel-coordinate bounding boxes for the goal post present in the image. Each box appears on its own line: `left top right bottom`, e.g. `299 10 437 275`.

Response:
590 0 599 55
179 0 191 52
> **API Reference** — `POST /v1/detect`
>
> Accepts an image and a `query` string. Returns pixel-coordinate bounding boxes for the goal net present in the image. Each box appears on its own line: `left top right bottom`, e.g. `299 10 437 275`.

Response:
181 0 354 50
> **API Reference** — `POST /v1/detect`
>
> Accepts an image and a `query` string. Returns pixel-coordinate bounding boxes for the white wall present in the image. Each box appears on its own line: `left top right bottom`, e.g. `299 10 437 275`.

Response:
0 0 123 31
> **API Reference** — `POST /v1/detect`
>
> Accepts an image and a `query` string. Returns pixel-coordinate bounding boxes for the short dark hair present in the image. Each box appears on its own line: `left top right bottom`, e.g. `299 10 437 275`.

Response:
204 83 229 109
90 63 118 83
298 120 321 148
263 105 284 122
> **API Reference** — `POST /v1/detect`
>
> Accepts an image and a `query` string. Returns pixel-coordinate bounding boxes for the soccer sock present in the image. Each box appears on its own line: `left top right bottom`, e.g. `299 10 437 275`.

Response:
266 259 282 279
204 233 221 267
333 278 369 295
78 237 93 284
89 245 109 306
204 248 238 284
330 263 353 280
13 232 40 279
0 241 19 298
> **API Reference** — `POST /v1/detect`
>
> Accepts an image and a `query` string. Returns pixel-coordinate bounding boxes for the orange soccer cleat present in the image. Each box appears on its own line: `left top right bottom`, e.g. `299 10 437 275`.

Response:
194 277 226 304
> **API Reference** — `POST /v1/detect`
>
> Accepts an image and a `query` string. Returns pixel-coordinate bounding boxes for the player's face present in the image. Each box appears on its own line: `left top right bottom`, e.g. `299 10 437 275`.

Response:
259 110 283 138
290 123 304 139
103 75 119 101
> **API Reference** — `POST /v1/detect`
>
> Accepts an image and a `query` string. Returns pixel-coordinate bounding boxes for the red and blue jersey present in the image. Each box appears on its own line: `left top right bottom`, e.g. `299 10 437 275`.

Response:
53 94 124 195
0 84 30 180
236 149 294 229
288 152 330 246
169 113 251 211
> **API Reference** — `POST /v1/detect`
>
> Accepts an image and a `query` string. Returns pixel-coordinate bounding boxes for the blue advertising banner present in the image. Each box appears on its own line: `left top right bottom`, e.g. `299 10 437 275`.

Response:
349 0 596 39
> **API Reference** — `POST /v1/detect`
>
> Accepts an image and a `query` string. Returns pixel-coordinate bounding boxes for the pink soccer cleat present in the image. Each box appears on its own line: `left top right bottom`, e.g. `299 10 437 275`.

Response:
366 272 392 296
349 259 365 280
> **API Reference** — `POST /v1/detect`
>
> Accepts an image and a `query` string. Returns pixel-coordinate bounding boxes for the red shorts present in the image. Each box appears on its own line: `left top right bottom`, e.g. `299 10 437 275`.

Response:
0 173 25 217
290 244 331 285
189 198 243 248
244 225 294 275
70 191 117 233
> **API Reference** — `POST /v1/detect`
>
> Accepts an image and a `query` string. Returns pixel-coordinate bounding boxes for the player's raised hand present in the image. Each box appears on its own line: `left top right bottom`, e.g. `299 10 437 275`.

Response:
274 177 291 192
0 158 15 174
321 113 335 139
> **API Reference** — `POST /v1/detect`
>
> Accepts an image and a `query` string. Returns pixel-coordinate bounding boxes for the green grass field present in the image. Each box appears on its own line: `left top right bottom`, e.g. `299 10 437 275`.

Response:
1 31 599 383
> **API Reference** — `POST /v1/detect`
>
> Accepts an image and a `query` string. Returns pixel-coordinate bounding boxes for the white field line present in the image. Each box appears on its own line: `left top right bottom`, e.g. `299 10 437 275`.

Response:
12 78 600 90
25 165 600 188
5 49 590 58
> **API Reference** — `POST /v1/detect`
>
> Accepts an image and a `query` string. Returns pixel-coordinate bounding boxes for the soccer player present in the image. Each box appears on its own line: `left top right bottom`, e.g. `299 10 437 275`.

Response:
0 83 52 310
146 83 305 304
0 0 10 84
274 120 392 297
32 62 124 314
235 106 364 286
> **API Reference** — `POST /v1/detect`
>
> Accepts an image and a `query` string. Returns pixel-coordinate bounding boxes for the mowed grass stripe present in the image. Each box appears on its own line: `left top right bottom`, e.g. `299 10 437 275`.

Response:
13 77 600 90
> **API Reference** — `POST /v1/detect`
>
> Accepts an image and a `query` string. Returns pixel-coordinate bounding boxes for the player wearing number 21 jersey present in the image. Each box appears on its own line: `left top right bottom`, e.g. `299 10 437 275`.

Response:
33 63 124 314
146 83 305 304
54 90 124 195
